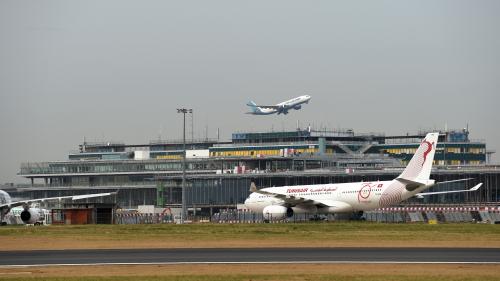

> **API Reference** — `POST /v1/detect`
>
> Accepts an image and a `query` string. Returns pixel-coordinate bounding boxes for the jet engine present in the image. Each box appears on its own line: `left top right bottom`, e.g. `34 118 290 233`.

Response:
293 105 302 110
262 205 293 221
277 105 289 115
20 208 42 225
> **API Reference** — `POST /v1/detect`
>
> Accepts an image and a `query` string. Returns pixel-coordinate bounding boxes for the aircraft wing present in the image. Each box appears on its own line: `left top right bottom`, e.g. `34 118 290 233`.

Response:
0 192 117 209
253 105 280 110
415 183 482 197
249 183 353 212
249 183 314 205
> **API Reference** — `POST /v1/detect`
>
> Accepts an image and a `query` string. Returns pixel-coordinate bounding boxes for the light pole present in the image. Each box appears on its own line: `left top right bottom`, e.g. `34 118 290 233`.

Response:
177 108 192 223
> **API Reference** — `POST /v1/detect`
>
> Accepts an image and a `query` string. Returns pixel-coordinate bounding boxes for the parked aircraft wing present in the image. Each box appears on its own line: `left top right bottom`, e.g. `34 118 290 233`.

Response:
0 192 117 209
249 183 314 205
313 199 354 211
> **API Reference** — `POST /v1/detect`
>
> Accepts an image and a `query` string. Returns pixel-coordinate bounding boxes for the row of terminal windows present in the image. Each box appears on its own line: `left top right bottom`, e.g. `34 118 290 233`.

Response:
156 155 183 160
30 163 186 174
386 148 417 154
444 147 486 154
210 148 320 157
385 147 485 155
401 160 483 166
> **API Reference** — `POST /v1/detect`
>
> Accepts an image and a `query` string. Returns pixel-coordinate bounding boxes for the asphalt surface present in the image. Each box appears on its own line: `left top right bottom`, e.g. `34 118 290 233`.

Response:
1 248 499 266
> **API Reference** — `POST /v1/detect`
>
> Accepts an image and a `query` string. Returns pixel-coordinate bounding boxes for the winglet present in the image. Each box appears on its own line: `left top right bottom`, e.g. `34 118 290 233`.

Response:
72 192 115 200
470 183 482 191
250 182 257 192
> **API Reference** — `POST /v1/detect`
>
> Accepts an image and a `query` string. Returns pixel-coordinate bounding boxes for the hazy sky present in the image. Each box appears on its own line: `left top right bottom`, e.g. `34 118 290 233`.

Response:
1 1 499 183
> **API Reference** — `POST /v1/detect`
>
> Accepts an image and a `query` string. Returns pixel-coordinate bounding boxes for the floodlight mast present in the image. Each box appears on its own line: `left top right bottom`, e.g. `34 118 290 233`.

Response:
176 108 192 223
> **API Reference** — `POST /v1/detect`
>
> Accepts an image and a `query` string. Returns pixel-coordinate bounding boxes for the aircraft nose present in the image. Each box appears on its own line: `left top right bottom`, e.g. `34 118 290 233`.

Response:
244 197 252 207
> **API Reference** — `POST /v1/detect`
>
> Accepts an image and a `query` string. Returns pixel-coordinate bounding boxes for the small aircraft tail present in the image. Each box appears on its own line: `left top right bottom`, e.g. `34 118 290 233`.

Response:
246 101 257 107
246 101 260 113
397 132 439 183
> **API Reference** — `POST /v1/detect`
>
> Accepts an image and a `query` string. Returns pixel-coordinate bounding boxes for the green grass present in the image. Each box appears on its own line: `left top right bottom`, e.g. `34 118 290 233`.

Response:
0 222 499 244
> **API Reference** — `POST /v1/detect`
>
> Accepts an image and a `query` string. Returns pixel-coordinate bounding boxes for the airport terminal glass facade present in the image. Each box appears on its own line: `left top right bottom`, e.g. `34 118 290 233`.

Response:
17 128 497 209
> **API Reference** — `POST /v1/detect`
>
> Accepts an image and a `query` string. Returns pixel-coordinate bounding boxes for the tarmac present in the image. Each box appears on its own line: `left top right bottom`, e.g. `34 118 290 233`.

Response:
1 247 499 267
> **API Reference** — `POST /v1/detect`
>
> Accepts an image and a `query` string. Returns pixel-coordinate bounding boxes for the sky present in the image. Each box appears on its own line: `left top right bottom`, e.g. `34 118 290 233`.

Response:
0 1 499 183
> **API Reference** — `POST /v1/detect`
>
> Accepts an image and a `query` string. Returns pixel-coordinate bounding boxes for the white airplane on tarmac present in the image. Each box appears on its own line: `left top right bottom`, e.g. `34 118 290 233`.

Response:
0 190 116 225
246 95 311 115
244 132 482 221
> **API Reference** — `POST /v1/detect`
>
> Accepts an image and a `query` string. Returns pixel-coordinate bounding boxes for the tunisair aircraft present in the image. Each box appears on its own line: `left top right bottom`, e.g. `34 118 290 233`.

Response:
244 132 482 221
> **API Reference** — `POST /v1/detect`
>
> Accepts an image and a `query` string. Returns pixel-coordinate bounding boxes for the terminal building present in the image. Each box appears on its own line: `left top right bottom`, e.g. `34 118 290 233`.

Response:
16 128 498 214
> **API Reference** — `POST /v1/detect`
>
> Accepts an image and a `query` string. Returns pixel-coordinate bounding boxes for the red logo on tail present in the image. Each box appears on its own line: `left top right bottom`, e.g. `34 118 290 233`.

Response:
422 140 434 167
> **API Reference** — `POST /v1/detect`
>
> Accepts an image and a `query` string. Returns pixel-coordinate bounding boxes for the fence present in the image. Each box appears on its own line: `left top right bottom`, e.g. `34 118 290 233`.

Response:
112 206 500 224
5 207 500 225
114 213 174 224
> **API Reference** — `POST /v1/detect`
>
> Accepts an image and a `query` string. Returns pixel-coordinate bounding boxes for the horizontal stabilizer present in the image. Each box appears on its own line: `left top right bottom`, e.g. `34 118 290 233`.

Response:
415 183 482 197
431 178 474 186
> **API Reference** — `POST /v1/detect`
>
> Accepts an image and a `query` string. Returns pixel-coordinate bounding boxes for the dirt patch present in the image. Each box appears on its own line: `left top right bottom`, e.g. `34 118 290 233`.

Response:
1 264 499 278
2 224 499 252
2 236 500 251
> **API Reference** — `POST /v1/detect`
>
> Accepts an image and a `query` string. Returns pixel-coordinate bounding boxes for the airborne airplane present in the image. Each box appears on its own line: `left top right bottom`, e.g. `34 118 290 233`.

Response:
0 190 116 225
244 132 482 221
246 95 311 115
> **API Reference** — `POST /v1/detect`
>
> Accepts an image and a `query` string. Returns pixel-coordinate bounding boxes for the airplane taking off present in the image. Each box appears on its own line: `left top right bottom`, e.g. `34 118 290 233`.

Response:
245 132 482 221
0 190 116 225
246 95 311 115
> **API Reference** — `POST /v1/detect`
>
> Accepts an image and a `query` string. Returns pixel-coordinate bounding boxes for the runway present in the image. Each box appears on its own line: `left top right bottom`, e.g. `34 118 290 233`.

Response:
1 248 499 267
